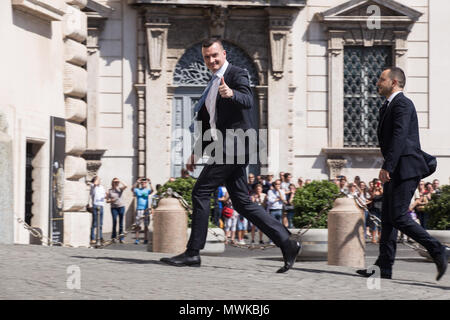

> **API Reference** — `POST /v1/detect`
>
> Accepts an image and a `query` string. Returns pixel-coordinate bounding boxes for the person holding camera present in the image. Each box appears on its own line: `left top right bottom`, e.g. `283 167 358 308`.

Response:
266 179 287 225
132 178 153 245
106 178 127 243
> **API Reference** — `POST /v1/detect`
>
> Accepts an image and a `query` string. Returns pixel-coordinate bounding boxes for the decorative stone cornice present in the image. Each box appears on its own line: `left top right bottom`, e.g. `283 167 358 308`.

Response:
322 147 382 156
83 0 112 17
129 0 306 8
12 0 67 21
66 0 87 9
316 0 422 30
81 149 106 161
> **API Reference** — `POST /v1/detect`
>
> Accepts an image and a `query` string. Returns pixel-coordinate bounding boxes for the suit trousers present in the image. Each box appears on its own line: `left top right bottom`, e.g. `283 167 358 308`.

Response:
375 176 443 273
187 164 291 251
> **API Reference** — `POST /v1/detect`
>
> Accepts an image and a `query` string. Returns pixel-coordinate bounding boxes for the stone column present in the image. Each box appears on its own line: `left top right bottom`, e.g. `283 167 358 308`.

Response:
143 7 171 184
85 14 104 151
266 8 295 174
82 11 108 182
0 113 14 244
62 1 89 246
135 12 147 179
327 30 346 148
254 86 268 174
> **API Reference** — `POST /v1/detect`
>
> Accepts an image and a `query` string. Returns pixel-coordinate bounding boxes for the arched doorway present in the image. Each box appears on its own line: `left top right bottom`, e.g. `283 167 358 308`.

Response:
171 41 260 178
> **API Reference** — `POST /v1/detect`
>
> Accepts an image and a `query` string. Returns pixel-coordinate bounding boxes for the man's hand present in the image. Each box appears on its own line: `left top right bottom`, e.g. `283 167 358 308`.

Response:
186 153 197 172
379 169 391 184
218 77 233 98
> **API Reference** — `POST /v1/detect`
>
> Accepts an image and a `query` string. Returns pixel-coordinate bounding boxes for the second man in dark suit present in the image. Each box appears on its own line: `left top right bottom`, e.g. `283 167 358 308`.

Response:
357 67 447 281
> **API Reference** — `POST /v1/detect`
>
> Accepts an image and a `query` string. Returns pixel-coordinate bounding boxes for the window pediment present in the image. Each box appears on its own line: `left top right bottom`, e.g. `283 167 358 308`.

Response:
316 0 422 26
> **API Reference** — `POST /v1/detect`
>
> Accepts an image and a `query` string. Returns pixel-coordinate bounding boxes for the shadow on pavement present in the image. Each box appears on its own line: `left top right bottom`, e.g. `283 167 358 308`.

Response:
71 255 163 265
392 279 450 290
290 267 362 278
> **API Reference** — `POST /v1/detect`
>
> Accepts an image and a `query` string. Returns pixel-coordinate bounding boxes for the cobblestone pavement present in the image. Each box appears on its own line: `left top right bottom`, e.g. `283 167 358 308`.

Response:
0 242 449 300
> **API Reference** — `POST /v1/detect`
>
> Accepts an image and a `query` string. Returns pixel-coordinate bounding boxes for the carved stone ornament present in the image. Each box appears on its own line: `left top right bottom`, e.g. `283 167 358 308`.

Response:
207 6 229 38
269 30 287 79
144 12 170 79
146 28 167 78
327 159 348 179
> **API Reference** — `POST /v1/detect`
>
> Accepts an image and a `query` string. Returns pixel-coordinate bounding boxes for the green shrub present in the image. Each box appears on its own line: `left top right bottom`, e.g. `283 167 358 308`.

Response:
159 177 197 207
292 180 340 229
424 185 450 230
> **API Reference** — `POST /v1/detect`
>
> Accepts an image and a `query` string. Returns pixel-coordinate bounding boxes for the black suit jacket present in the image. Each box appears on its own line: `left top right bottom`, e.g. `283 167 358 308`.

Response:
377 92 435 180
193 63 256 161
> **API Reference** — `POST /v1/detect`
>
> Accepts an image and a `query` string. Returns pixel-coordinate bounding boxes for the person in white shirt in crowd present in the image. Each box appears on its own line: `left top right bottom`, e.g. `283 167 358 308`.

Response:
280 173 292 227
89 176 106 245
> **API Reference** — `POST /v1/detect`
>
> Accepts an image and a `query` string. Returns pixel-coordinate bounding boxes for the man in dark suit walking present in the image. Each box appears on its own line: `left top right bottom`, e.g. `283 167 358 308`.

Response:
357 67 448 281
160 38 301 273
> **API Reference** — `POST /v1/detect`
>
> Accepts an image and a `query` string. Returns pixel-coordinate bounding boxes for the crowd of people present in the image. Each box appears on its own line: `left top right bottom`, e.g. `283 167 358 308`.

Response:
86 171 442 246
332 175 442 243
212 172 308 245
87 176 161 245
213 172 443 246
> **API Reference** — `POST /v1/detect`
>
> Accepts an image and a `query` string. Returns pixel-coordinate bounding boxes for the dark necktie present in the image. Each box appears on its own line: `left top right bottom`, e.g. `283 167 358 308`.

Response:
379 100 389 119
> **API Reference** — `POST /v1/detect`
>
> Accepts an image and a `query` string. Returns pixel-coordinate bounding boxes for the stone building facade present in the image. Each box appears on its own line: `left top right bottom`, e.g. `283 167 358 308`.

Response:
1 0 450 246
0 0 112 246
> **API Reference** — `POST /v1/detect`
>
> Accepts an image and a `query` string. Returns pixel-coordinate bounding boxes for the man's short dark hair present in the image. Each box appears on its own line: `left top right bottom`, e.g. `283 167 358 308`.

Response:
202 37 224 49
386 66 406 89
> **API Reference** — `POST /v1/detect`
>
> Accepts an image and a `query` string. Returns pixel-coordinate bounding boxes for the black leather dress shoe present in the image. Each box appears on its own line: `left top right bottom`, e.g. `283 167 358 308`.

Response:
160 252 201 267
434 247 448 281
277 240 302 273
356 268 392 279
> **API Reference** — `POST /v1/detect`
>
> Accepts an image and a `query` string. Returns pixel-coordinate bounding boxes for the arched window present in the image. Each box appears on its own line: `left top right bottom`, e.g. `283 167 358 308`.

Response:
173 41 259 86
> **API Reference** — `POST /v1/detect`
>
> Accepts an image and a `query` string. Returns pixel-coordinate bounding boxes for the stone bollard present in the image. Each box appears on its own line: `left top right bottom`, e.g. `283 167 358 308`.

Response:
151 197 188 254
327 197 365 268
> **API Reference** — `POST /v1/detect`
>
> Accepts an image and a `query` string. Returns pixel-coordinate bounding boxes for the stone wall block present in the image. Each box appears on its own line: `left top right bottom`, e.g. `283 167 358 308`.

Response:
64 38 87 66
65 97 87 123
64 211 90 247
65 121 86 155
63 5 87 42
63 180 89 212
64 63 87 98
64 155 87 180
